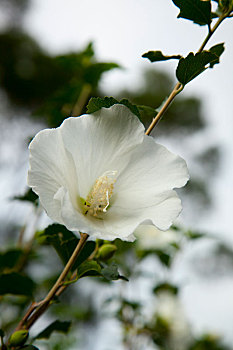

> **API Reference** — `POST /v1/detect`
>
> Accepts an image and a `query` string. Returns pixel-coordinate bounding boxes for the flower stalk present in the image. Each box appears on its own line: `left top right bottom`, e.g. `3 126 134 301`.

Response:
15 232 89 332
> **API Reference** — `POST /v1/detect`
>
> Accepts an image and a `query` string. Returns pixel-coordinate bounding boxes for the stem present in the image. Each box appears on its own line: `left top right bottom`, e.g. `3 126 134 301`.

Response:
72 84 92 117
145 83 183 135
15 232 89 331
145 11 230 135
198 12 229 52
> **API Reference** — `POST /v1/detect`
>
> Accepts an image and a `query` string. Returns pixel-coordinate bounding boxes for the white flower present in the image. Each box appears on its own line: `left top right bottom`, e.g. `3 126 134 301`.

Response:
134 224 180 250
27 104 189 241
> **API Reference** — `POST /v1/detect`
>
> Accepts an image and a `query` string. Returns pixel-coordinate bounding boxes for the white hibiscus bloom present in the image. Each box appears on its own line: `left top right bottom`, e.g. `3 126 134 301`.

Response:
28 104 189 241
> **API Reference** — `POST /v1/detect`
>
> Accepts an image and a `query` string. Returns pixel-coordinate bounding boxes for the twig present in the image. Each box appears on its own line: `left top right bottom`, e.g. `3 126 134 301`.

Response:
15 232 89 331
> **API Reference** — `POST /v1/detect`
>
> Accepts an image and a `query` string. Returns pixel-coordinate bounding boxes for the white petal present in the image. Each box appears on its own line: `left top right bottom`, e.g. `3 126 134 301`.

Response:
60 104 145 199
110 136 189 230
27 128 78 222
60 190 135 242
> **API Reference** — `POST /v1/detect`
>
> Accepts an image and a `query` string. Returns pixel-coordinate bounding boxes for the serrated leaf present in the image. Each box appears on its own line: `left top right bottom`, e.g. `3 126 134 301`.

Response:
176 51 219 85
77 260 101 278
172 0 212 25
142 50 182 62
35 320 71 340
101 262 128 281
0 249 23 272
36 224 95 270
0 272 34 296
14 188 38 206
86 96 118 113
209 42 225 68
86 96 140 118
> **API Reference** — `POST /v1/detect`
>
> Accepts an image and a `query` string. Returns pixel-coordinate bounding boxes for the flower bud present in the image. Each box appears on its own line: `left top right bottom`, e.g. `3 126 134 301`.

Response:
8 329 29 347
98 244 117 260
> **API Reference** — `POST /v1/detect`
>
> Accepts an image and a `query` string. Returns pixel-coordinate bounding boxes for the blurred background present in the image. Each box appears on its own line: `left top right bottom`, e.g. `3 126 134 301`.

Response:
0 0 233 349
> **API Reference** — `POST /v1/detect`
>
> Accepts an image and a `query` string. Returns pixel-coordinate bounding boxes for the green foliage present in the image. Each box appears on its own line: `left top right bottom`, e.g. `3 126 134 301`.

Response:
0 272 34 296
77 260 101 278
185 230 205 240
176 48 224 85
153 282 179 295
142 50 182 62
117 69 205 133
0 272 35 296
101 262 128 281
172 0 212 25
218 0 233 13
0 248 23 272
36 224 95 271
14 188 39 206
209 43 225 67
86 96 141 118
20 346 39 350
34 320 71 340
0 31 119 127
189 334 231 350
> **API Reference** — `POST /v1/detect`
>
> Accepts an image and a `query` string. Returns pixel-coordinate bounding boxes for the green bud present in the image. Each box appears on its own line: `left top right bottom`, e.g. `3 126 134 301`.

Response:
8 329 29 347
98 244 117 260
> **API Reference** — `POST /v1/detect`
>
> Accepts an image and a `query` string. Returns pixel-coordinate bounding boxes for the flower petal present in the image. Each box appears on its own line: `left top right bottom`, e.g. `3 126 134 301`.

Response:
60 190 135 242
60 104 145 198
110 136 189 230
27 128 78 222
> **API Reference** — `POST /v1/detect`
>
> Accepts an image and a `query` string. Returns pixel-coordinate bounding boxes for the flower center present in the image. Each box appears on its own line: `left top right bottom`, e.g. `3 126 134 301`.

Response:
82 170 117 218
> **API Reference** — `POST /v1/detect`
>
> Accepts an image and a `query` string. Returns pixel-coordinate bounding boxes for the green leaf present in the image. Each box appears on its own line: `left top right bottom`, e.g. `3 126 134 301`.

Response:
101 262 128 281
0 272 34 296
35 320 71 340
77 260 101 278
0 249 23 272
172 0 212 25
36 224 95 270
176 51 219 85
84 62 119 87
14 188 39 206
209 42 225 68
142 50 182 62
153 282 179 295
86 96 141 118
86 96 118 113
154 250 172 267
20 346 40 350
185 230 205 240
